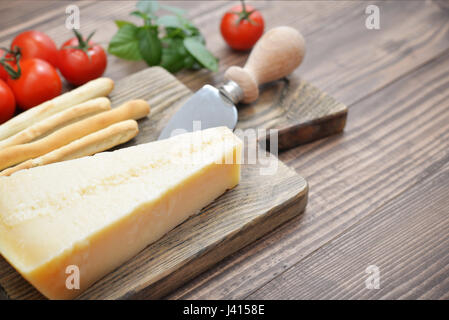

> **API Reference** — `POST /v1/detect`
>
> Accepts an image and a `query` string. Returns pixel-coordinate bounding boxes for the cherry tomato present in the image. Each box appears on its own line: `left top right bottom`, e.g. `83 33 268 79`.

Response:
0 79 15 124
11 30 58 67
8 58 61 110
220 4 264 51
0 49 15 81
58 31 107 86
0 49 8 81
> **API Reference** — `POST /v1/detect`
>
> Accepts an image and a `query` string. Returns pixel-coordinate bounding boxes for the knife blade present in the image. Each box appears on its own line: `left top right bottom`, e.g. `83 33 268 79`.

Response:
158 26 305 140
158 83 240 140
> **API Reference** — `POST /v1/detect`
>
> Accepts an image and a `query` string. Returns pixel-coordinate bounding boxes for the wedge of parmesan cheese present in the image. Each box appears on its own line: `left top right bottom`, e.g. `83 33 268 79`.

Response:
0 126 242 299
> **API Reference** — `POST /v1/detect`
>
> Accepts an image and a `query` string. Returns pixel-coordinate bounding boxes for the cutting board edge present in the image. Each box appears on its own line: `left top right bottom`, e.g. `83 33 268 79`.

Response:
0 282 9 300
119 181 309 300
276 105 348 150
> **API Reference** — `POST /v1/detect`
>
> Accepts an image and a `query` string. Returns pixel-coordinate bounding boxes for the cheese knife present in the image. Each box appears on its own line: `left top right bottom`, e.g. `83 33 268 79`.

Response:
158 26 305 140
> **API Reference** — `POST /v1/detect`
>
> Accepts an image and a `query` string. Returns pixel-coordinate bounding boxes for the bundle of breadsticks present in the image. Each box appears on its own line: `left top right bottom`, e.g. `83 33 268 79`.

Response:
0 78 150 177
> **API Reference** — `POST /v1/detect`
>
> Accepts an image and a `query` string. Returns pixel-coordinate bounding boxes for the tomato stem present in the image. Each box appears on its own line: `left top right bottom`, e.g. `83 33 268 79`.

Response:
233 0 258 26
64 29 95 60
0 47 21 80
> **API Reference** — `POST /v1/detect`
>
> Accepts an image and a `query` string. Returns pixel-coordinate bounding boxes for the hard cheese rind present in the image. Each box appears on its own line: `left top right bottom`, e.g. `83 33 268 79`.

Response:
0 127 242 299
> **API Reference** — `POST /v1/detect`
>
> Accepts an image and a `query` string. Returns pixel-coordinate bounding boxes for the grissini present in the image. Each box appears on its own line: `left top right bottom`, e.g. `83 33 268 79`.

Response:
0 99 150 171
0 120 139 177
0 77 114 141
0 97 111 150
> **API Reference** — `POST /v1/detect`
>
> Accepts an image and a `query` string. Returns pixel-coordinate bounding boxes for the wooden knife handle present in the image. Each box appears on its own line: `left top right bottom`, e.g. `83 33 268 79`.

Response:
224 26 305 104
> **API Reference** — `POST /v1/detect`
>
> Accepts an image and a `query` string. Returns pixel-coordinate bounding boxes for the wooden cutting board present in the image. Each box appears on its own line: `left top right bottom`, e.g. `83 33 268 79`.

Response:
0 67 346 299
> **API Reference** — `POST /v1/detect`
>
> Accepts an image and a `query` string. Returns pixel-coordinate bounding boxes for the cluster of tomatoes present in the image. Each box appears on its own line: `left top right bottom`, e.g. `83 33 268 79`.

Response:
0 30 107 124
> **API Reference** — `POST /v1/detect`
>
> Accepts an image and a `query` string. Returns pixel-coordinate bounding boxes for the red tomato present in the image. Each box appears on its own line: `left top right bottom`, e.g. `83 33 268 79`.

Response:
0 79 15 124
220 4 264 51
8 58 61 110
0 49 15 81
0 49 8 81
58 32 107 86
11 30 58 67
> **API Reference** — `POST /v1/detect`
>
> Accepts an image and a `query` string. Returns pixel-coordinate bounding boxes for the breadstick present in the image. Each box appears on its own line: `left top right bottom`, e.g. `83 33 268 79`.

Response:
0 120 139 177
0 97 111 150
0 99 149 171
0 77 114 141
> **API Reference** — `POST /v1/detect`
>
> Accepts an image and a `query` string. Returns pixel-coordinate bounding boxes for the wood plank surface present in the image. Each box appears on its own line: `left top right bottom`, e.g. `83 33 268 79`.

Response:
1 0 449 300
249 157 449 300
2 1 449 106
174 0 449 106
166 49 449 299
0 67 309 300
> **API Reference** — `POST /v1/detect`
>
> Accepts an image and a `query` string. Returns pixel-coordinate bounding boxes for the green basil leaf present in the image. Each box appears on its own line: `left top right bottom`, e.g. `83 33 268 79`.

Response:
136 0 159 15
160 38 187 73
115 20 135 29
157 15 183 29
175 15 199 35
137 26 162 66
183 55 195 69
130 10 156 25
185 24 201 37
108 24 142 60
188 34 205 45
130 10 148 20
108 1 215 74
183 37 218 72
164 27 186 39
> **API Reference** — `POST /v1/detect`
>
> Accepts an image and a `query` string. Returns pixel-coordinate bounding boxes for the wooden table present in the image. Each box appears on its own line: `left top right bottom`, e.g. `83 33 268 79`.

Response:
1 0 448 300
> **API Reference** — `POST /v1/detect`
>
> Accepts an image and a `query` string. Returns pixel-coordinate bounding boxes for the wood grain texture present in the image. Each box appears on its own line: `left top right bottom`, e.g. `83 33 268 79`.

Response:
2 0 445 149
1 0 449 300
173 0 449 106
0 67 309 300
166 49 449 299
237 77 347 150
2 1 448 105
249 157 449 300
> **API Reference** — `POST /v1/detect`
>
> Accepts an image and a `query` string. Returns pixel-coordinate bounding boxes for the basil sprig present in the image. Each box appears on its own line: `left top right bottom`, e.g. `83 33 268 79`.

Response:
108 0 218 73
